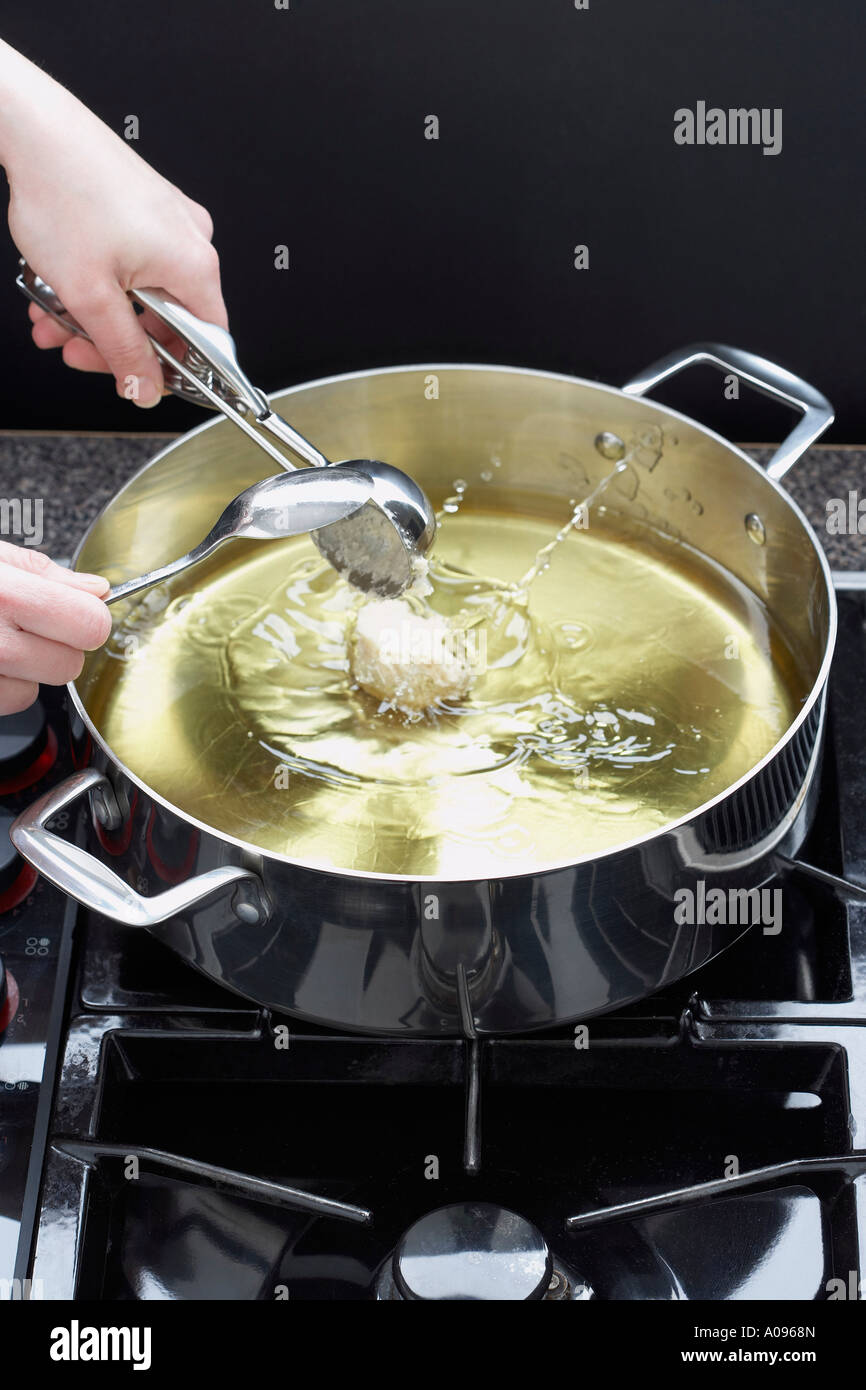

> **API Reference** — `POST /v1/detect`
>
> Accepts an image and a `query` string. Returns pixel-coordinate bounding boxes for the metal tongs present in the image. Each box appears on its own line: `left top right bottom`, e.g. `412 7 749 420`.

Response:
17 260 436 598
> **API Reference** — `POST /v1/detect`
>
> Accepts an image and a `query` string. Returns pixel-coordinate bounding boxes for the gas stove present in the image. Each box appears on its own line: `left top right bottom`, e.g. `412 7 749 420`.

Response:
2 582 866 1303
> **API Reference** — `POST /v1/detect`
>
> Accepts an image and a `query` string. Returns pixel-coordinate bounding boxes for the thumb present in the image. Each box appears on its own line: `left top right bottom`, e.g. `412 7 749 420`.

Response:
54 568 111 597
0 542 109 595
72 282 164 408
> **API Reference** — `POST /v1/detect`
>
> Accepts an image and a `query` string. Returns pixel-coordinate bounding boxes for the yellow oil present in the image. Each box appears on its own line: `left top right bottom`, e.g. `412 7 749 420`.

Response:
87 507 806 877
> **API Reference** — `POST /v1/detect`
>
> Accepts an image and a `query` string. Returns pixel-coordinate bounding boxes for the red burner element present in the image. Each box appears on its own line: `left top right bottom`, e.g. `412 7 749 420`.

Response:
0 862 38 915
0 808 38 913
146 810 200 885
0 716 58 794
0 967 19 1033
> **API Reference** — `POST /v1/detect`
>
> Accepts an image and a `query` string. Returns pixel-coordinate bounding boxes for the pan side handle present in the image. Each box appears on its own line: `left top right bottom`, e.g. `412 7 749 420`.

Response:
10 768 269 928
622 342 833 482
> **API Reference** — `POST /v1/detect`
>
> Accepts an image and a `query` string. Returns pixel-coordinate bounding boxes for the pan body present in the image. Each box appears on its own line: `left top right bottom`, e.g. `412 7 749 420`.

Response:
48 364 838 1031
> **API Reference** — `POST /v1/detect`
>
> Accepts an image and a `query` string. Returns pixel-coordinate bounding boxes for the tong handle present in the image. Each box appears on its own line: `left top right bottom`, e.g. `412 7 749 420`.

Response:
17 258 249 410
15 259 327 470
138 286 269 416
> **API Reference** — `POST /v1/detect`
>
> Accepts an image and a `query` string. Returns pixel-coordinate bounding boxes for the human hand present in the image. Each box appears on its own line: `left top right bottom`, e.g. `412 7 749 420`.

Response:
0 542 111 714
1 40 227 408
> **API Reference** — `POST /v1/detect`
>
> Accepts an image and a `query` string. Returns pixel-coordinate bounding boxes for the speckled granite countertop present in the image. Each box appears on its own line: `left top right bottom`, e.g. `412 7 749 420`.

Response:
0 433 864 569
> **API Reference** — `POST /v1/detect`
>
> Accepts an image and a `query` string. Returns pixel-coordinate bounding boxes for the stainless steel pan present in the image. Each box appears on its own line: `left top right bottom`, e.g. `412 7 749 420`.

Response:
11 344 836 1034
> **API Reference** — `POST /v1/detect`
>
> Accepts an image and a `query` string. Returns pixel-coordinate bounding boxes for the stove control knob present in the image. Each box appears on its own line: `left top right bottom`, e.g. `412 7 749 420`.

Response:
0 699 57 793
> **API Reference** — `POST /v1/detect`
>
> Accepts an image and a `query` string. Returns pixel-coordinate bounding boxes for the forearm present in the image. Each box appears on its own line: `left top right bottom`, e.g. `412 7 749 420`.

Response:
0 40 74 182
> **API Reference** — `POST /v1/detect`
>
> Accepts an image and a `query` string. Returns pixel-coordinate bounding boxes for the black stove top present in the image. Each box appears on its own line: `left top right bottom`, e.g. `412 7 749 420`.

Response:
2 587 866 1303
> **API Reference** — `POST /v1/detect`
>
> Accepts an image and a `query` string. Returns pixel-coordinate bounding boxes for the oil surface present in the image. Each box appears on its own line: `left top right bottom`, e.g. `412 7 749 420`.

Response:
88 509 806 877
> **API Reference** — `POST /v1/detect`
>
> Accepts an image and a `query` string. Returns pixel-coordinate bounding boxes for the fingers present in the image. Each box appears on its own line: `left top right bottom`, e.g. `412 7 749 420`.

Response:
60 336 113 375
0 557 112 649
62 280 164 407
0 627 84 684
28 276 219 386
60 315 187 382
0 550 111 705
30 294 159 397
30 314 116 376
42 565 110 597
28 303 108 369
29 302 75 349
0 678 40 716
0 542 109 596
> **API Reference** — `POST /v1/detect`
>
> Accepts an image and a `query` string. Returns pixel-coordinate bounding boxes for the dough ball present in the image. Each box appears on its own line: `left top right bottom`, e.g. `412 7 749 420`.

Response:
350 599 475 713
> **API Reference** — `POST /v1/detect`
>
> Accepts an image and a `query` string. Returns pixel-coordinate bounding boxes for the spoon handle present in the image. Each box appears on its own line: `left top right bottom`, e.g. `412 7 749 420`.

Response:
105 466 375 606
106 538 222 605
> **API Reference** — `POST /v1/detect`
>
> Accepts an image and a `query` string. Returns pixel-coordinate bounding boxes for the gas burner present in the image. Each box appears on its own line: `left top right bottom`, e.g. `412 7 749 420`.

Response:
375 1203 591 1301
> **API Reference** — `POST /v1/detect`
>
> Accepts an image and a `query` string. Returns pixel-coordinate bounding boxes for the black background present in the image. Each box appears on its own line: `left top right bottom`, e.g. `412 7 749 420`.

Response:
0 0 863 440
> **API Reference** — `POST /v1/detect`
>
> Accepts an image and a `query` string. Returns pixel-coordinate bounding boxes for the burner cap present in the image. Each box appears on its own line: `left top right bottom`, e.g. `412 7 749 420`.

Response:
393 1203 552 1301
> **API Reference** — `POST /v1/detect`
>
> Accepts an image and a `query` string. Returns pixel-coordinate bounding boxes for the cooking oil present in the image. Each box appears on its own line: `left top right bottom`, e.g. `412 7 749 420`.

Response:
87 504 806 877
